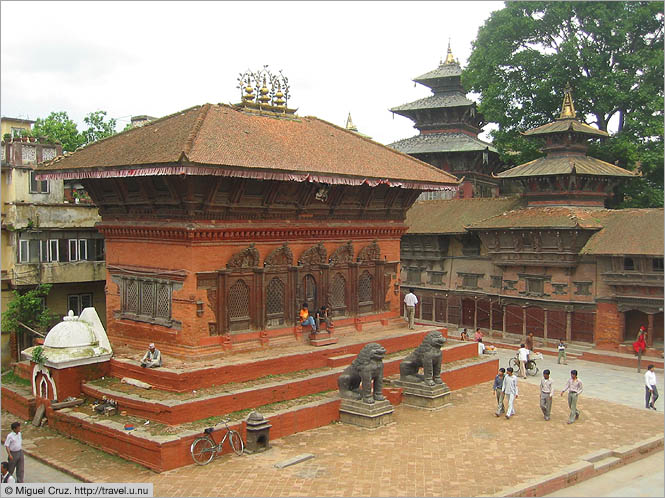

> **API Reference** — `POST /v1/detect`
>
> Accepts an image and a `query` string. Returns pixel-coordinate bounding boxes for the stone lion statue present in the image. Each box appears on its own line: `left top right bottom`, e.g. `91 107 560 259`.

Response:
338 343 387 404
399 330 446 386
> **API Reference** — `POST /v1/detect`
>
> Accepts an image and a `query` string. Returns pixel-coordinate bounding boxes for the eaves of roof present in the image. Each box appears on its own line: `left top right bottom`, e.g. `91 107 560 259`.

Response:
496 155 638 179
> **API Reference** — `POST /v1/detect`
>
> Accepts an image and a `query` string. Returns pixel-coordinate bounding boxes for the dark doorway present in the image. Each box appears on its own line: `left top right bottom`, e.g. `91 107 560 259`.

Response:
303 274 317 311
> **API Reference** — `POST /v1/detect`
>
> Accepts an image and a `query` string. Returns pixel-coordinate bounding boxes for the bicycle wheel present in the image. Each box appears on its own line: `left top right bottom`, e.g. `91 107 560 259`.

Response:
228 430 244 456
509 358 520 372
526 361 539 376
191 437 216 465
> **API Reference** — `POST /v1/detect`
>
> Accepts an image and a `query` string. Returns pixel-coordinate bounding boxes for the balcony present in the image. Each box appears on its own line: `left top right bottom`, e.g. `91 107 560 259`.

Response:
601 271 663 288
3 202 99 230
11 261 106 286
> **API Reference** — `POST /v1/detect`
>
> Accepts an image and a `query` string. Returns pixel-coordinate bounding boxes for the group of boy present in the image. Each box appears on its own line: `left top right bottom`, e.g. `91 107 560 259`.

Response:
493 367 584 424
299 303 333 333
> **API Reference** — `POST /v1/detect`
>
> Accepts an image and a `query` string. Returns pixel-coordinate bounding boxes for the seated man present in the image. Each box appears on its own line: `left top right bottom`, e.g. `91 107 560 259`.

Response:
460 328 469 341
140 343 162 368
315 304 334 331
299 303 318 333
478 338 486 355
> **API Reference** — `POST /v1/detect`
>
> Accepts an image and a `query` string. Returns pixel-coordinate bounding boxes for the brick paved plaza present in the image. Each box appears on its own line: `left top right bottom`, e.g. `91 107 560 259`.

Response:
3 371 662 497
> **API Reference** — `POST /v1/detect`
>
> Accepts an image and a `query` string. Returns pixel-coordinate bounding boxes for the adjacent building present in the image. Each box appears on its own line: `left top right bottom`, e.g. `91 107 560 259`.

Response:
400 87 663 350
1 118 106 367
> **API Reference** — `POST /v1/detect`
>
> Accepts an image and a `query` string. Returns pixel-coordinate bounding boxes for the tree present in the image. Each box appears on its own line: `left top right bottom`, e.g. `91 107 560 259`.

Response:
82 110 117 144
2 285 56 357
31 111 85 152
463 1 664 207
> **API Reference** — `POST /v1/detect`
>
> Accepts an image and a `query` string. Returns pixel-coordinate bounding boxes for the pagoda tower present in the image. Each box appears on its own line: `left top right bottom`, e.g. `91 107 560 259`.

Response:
495 84 638 208
389 42 502 199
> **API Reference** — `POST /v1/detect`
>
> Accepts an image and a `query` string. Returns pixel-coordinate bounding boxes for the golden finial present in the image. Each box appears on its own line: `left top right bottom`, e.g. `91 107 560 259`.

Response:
559 82 576 119
243 75 255 102
445 38 455 64
274 81 285 107
259 76 270 104
345 113 358 132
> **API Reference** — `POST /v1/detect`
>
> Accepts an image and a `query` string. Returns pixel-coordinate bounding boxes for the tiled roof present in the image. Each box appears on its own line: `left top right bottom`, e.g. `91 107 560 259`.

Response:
413 63 462 83
467 206 611 230
522 119 608 138
390 93 473 114
36 104 459 188
496 155 637 178
389 132 498 155
405 196 524 234
580 209 664 256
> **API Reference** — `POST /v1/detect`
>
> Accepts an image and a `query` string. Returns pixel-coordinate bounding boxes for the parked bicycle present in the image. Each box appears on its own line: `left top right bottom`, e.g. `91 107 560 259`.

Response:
190 418 244 465
509 353 539 376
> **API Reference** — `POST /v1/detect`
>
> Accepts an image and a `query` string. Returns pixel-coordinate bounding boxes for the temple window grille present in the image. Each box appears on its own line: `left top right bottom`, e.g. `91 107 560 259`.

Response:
490 276 503 289
461 274 479 289
653 258 664 272
525 278 544 296
120 276 173 326
228 280 250 320
330 273 346 308
623 257 635 271
266 277 285 317
358 271 373 304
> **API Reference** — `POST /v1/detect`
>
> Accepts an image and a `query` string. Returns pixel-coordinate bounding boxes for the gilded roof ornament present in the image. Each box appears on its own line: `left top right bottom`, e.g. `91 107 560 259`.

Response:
346 112 358 132
559 82 576 119
444 38 456 65
236 66 296 116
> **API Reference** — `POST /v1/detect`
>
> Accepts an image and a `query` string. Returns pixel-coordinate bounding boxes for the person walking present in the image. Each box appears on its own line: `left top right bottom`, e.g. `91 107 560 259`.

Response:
493 367 506 417
557 338 567 365
4 421 23 483
540 369 554 421
561 370 583 424
525 332 534 353
517 343 530 379
502 367 518 419
645 364 658 410
1 462 15 484
404 288 418 330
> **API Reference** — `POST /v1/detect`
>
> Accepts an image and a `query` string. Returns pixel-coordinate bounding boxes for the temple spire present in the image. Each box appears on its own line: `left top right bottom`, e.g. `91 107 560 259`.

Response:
558 82 576 119
345 112 358 132
444 38 456 64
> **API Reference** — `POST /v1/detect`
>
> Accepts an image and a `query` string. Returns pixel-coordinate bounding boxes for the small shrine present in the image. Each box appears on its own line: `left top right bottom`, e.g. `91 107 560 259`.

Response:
21 308 112 401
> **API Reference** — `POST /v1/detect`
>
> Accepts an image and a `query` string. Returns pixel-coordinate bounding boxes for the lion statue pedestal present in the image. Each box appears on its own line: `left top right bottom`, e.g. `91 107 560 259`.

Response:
338 343 394 428
393 330 451 410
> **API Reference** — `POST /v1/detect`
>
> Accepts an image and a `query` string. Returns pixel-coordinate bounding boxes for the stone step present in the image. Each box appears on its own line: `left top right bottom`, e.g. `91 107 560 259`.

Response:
592 456 622 473
326 354 356 368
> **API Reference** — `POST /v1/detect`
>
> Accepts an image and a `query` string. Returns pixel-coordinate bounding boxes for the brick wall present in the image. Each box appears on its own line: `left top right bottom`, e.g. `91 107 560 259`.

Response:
594 302 622 345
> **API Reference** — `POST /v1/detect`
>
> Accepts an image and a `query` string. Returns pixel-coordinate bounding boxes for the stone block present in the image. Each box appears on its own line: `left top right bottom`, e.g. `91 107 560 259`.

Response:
393 379 451 410
339 398 394 429
310 332 338 347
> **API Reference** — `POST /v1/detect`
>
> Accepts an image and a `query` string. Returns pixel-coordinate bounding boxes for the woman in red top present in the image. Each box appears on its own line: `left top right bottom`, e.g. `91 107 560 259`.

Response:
633 327 647 354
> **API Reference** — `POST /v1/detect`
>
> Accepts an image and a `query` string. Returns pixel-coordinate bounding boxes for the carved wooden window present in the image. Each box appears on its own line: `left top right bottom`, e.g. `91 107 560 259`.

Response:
120 276 172 326
623 257 635 271
525 278 544 296
462 274 479 289
228 280 250 320
330 273 346 309
407 267 421 283
266 277 285 316
358 271 373 304
653 258 664 272
490 276 503 289
574 281 592 296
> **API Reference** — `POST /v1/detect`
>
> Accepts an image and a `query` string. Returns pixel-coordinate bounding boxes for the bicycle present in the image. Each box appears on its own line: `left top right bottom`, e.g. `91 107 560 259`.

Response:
190 418 244 465
509 355 539 377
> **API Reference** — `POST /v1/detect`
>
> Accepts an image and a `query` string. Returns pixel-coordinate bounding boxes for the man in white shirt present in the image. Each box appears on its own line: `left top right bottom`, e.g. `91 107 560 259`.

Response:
645 364 658 410
404 288 418 330
1 461 15 484
477 339 486 356
4 421 23 483
502 367 518 419
517 343 530 378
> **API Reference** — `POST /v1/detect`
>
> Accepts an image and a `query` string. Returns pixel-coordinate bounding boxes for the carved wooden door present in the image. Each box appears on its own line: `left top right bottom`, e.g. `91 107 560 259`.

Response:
303 274 317 311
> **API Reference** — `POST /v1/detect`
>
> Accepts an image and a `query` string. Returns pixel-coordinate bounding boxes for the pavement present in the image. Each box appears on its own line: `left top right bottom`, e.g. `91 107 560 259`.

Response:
2 347 663 497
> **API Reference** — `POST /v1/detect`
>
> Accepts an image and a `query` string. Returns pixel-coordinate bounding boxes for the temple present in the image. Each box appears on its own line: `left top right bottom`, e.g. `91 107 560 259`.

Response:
400 85 663 350
37 69 459 357
389 41 502 199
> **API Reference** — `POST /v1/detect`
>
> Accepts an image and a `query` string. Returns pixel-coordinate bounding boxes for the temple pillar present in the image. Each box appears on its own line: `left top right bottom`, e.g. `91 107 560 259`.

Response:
489 298 493 331
648 313 655 347
445 296 449 324
566 310 572 343
522 306 527 341
502 305 507 333
543 309 549 343
474 297 478 330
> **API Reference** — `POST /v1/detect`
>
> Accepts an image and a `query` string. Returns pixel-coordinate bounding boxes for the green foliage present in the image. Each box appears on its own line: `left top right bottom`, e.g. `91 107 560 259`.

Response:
31 110 118 153
1 370 31 387
464 1 664 207
82 110 117 144
31 346 47 365
1 284 54 337
32 111 85 152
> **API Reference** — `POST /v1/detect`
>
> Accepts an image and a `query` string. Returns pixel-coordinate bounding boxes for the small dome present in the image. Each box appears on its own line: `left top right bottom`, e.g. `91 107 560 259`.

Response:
43 311 98 348
247 411 264 422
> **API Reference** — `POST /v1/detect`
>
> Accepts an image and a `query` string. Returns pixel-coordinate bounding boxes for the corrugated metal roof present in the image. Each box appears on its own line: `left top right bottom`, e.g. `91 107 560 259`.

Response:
522 119 608 138
36 103 460 187
406 196 524 234
389 132 498 154
390 93 473 114
497 155 637 178
580 209 664 256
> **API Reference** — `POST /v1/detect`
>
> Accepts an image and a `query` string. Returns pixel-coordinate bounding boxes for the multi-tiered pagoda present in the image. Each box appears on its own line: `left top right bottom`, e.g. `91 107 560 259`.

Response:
389 43 502 199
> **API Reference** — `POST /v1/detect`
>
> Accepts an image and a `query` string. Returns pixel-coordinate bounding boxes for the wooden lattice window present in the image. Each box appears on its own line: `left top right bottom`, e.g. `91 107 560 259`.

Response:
228 280 250 319
120 276 172 326
266 277 285 315
330 273 346 308
358 270 373 304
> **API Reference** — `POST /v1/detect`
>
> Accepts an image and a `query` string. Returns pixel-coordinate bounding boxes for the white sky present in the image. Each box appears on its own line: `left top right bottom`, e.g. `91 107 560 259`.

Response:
1 1 503 145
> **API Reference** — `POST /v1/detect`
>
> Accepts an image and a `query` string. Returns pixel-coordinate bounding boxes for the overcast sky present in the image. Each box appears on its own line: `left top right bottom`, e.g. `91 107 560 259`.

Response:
1 1 503 145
